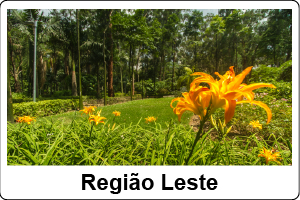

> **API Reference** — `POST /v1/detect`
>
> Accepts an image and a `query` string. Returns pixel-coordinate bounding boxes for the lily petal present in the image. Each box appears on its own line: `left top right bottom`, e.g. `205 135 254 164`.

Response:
237 100 272 123
240 83 276 92
227 67 252 91
224 99 237 124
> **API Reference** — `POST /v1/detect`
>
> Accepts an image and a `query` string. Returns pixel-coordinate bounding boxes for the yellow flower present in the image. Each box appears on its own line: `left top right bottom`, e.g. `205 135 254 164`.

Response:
170 84 211 122
189 66 276 124
112 111 121 116
258 147 281 165
80 106 97 115
88 110 106 125
145 116 157 123
249 120 262 129
16 116 36 125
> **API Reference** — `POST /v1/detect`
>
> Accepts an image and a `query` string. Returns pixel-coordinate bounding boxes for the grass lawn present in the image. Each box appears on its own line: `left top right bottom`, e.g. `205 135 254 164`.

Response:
38 97 193 130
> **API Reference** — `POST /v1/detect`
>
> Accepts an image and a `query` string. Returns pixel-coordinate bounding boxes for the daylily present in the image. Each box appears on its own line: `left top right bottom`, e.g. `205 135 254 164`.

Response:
189 66 276 123
113 111 121 116
258 147 281 165
88 110 106 125
16 116 36 125
249 120 262 130
80 106 97 115
145 116 157 123
170 84 211 122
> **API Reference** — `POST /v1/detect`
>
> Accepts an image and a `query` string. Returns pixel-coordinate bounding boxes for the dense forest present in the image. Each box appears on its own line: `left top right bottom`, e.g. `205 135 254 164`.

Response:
7 9 292 99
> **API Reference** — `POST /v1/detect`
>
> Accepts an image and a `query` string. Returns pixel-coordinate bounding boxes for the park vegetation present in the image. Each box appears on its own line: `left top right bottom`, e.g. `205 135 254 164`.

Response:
7 9 292 165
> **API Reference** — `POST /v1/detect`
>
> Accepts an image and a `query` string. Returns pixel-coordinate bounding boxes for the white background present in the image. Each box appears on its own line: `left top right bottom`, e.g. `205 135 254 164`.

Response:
1 1 299 199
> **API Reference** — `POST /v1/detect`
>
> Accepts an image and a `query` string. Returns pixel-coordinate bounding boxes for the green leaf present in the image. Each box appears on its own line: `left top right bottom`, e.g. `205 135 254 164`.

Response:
19 148 39 165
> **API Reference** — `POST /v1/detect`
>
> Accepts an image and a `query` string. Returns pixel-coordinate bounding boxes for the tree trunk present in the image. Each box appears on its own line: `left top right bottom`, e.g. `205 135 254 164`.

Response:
107 9 114 97
242 41 246 70
162 49 165 80
136 46 141 83
71 53 78 96
235 29 238 72
154 55 157 92
129 44 132 100
120 66 123 94
235 42 238 72
8 37 21 93
64 49 70 76
40 60 47 95
130 44 135 98
7 32 14 123
273 43 276 67
132 49 135 96
97 62 100 98
118 41 123 94
77 9 83 109
172 42 175 91
159 54 162 81
28 38 33 97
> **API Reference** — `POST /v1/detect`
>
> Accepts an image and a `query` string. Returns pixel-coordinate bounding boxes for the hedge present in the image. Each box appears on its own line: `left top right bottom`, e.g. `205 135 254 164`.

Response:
13 99 79 120
12 95 94 104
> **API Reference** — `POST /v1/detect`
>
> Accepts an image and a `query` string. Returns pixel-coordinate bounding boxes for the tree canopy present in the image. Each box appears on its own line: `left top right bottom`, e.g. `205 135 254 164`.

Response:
7 9 292 99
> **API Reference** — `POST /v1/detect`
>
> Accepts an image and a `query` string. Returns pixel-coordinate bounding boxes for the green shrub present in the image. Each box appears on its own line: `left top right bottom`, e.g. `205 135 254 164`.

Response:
13 99 79 119
12 95 94 104
249 65 281 83
278 60 292 82
12 92 26 99
13 98 32 103
157 88 169 95
252 81 292 102
173 90 183 98
134 94 142 98
115 92 125 97
270 81 292 100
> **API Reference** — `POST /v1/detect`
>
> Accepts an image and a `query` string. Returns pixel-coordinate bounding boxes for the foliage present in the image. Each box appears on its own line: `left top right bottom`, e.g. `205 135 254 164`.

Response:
177 67 195 90
53 90 72 97
114 92 125 97
278 60 292 82
7 97 291 165
249 65 281 83
249 62 292 101
7 9 292 101
269 81 292 100
12 92 26 99
13 99 78 119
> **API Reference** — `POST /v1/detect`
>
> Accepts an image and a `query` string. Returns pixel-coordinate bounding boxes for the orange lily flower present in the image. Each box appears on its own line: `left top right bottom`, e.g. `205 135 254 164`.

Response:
145 116 157 123
249 120 262 129
112 111 121 116
16 116 36 125
258 147 281 165
189 66 276 124
88 110 106 125
170 84 211 122
80 106 97 115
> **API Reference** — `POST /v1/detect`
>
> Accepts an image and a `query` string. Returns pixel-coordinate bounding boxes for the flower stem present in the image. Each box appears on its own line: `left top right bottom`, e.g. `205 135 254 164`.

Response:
89 123 94 146
163 119 173 165
185 116 206 165
185 102 212 165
